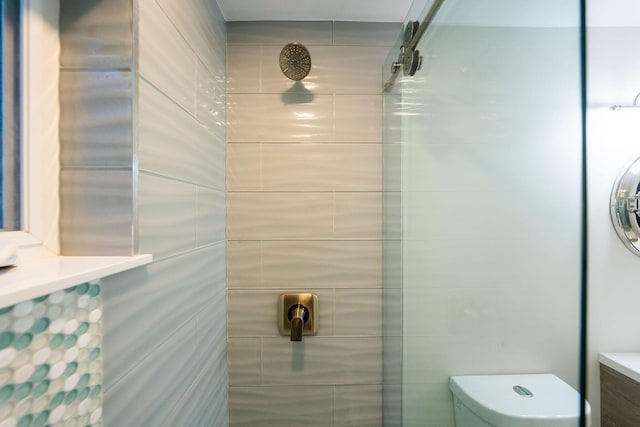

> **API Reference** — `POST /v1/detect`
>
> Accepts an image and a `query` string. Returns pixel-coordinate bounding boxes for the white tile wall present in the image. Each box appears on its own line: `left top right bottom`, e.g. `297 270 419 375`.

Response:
227 21 395 426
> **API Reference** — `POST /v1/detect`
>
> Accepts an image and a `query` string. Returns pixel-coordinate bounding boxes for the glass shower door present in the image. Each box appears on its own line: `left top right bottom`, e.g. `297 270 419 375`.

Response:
382 0 585 425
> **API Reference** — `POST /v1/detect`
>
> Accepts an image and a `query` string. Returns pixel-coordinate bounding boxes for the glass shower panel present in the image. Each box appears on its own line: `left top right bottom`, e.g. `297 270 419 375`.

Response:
382 0 584 425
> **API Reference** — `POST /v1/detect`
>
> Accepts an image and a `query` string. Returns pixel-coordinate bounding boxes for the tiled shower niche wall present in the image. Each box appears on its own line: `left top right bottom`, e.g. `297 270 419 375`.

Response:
226 21 400 426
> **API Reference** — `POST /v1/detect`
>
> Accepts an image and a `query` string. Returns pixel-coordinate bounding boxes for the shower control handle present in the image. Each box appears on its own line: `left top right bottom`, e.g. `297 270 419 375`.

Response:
278 293 319 341
288 304 308 342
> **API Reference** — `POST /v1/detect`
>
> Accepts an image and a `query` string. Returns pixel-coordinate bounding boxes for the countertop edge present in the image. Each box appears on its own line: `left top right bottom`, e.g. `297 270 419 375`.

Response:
600 353 640 383
0 254 153 309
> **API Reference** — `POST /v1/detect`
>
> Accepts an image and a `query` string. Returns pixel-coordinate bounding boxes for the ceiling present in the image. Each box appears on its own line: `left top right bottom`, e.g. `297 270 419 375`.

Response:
216 0 413 22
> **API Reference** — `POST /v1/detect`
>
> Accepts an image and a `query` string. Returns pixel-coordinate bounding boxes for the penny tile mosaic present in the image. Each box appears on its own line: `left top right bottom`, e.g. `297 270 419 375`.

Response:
0 281 103 427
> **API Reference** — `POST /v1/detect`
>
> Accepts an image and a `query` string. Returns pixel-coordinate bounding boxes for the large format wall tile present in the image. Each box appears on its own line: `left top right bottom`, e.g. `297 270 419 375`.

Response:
227 240 382 289
155 0 227 75
139 0 197 114
137 173 197 259
227 192 334 240
261 337 382 385
227 21 390 427
139 79 225 189
103 244 225 389
196 60 227 132
228 94 334 143
60 170 133 255
229 385 334 427
59 0 132 69
104 321 198 426
60 71 132 168
196 187 226 246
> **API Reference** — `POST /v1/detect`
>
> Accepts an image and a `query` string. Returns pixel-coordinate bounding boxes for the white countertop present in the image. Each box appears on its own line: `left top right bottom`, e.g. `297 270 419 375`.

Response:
600 353 640 383
0 254 152 308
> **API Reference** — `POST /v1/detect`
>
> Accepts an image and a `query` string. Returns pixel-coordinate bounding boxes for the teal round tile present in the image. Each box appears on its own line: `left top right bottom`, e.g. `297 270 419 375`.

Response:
77 373 90 389
30 365 49 383
33 410 49 427
16 414 33 427
63 335 78 349
0 306 12 315
0 384 13 405
49 333 64 349
49 391 65 409
14 382 33 401
89 348 101 361
13 333 33 350
32 318 50 334
76 322 89 335
64 389 78 405
32 380 50 398
64 362 78 377
33 295 48 303
64 286 77 293
76 284 90 295
88 285 101 297
78 386 90 401
89 385 101 400
0 332 14 350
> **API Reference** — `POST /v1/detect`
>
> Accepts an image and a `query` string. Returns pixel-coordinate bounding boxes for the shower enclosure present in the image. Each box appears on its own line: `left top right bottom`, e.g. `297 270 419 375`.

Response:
382 0 585 425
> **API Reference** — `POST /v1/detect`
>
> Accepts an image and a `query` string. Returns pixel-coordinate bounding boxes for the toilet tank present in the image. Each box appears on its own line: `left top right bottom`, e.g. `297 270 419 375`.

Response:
449 374 590 427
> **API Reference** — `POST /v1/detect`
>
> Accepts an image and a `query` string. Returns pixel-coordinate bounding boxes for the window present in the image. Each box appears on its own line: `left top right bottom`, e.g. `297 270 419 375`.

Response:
1 0 21 231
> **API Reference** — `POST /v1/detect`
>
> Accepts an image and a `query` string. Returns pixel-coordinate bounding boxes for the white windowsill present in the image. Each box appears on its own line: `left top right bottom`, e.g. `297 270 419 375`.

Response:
0 249 152 309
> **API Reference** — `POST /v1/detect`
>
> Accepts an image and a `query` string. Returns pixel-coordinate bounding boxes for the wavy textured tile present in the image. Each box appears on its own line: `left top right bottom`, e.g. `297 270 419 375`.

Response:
227 241 262 288
334 289 383 337
60 71 133 168
333 22 400 47
196 187 226 246
155 0 226 75
335 95 383 142
103 244 225 389
261 337 382 385
260 144 382 191
333 192 382 239
139 0 197 114
260 241 382 288
60 170 133 255
227 144 261 191
103 321 198 427
227 45 261 94
140 79 226 189
195 284 228 370
59 0 132 69
196 60 227 133
227 192 334 240
227 94 333 143
228 289 334 337
228 339 261 386
260 46 387 94
137 173 197 258
227 21 332 45
227 241 382 289
229 385 333 426
334 385 383 426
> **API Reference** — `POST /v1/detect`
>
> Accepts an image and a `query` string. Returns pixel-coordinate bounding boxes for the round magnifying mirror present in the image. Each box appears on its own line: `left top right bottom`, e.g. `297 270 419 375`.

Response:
611 156 640 256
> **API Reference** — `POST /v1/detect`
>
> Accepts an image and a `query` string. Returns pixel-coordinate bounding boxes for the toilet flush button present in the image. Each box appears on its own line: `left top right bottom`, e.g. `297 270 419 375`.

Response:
513 385 534 398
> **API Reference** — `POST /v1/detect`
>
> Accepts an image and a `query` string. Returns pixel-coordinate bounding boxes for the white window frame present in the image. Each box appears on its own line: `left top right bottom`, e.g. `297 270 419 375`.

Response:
4 0 59 256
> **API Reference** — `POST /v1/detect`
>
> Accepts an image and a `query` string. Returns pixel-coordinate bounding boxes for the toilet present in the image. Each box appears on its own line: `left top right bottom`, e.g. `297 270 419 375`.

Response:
449 374 590 427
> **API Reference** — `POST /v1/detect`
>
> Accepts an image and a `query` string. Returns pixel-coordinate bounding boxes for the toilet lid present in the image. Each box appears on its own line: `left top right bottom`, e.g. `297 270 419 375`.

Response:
449 374 590 427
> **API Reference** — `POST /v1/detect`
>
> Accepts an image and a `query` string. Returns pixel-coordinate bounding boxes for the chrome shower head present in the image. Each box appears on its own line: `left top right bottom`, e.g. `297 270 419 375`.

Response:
279 43 311 81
